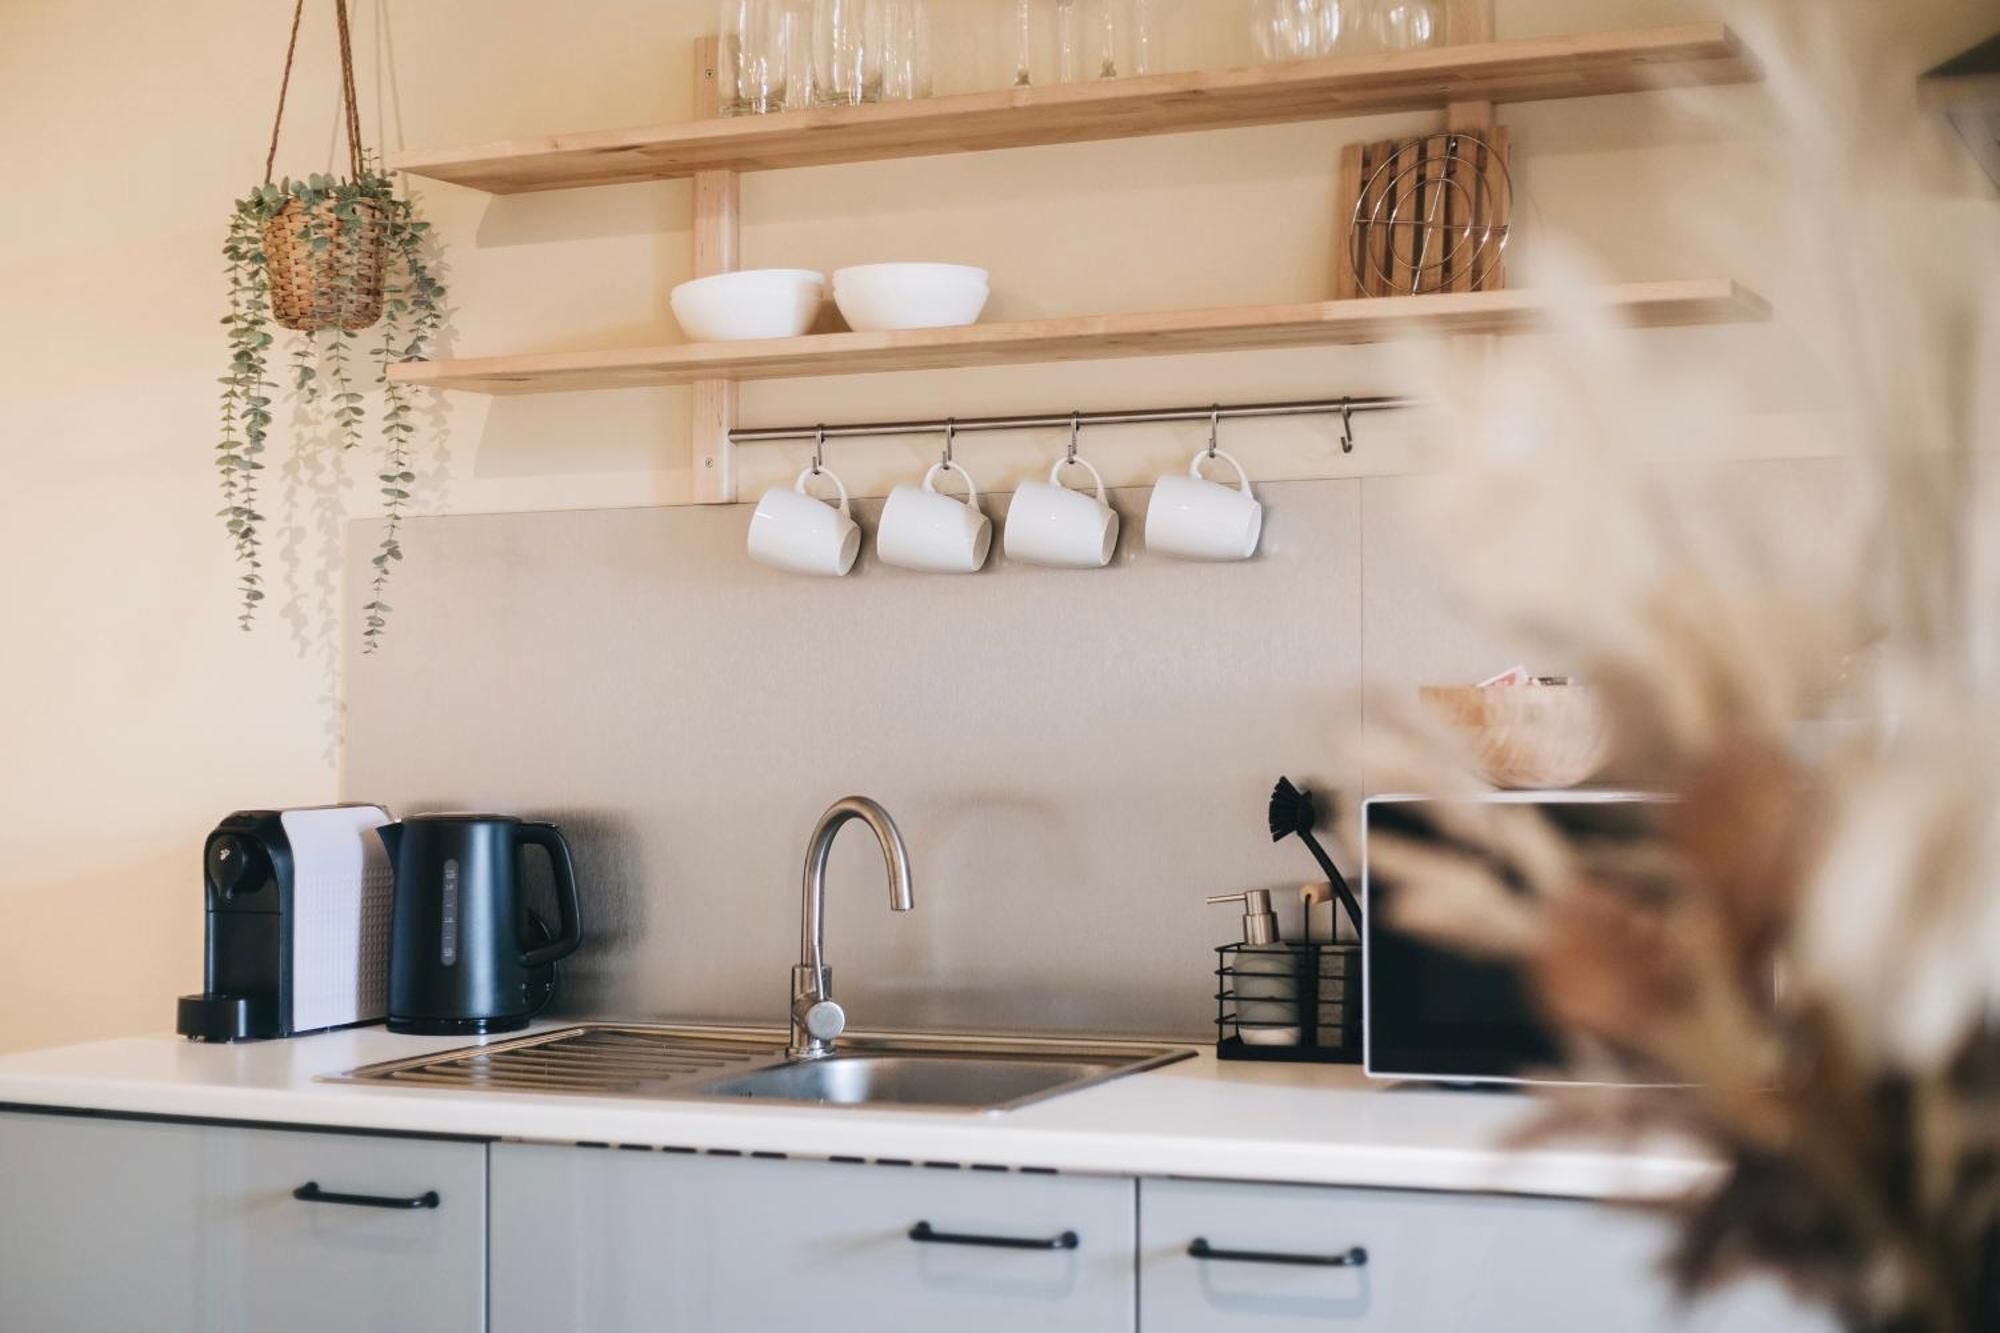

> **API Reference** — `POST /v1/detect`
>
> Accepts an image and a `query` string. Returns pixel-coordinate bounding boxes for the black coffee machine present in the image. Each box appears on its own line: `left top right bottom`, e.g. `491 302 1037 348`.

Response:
379 814 582 1034
176 806 394 1042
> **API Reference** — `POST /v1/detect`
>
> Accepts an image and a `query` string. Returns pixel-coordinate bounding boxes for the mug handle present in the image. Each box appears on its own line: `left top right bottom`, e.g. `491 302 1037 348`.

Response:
513 822 582 969
922 460 981 510
1190 447 1254 497
1050 456 1108 504
794 466 851 518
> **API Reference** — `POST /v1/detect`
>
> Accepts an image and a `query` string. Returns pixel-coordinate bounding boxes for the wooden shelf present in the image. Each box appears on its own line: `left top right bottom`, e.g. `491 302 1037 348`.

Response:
389 280 1769 395
392 24 1757 194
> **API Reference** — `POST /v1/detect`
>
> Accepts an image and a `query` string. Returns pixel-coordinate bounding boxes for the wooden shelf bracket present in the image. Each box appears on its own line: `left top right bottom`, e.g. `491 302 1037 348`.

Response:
691 37 739 504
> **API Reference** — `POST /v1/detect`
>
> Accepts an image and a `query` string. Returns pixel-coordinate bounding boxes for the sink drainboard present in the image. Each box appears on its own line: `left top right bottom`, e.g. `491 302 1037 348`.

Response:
331 1025 788 1098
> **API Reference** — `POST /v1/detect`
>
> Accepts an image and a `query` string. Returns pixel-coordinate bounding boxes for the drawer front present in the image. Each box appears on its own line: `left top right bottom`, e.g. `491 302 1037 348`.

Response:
493 1144 1135 1333
1139 1179 1833 1333
0 1110 485 1333
201 1122 487 1333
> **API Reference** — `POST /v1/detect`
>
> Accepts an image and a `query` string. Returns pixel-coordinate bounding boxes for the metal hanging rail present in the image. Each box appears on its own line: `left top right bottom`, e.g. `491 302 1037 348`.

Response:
727 395 1417 451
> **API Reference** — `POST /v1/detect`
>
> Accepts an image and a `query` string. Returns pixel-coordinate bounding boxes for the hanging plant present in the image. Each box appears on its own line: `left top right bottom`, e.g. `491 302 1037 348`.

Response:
217 0 444 652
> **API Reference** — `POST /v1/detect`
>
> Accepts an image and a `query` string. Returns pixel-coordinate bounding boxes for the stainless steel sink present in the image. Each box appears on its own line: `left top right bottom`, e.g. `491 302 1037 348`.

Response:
696 1048 1169 1111
330 1024 1192 1113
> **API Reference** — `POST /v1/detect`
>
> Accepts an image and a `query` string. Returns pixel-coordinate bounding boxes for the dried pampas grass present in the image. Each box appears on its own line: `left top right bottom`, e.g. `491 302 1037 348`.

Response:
1348 1 2000 1329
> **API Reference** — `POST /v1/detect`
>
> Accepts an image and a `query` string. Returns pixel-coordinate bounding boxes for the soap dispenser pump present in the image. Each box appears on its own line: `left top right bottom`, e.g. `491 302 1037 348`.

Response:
1207 889 1280 943
1207 889 1300 1046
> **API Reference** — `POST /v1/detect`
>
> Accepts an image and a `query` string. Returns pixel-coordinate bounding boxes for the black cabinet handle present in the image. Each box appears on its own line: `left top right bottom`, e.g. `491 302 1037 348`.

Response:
292 1181 441 1210
909 1220 1080 1251
1188 1237 1368 1268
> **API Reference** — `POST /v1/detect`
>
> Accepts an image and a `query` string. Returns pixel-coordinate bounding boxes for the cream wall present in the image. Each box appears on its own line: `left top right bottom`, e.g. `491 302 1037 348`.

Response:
0 0 1989 1051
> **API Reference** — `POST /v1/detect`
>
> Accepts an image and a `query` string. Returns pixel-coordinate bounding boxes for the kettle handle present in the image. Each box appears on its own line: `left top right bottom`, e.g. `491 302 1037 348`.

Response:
513 823 582 969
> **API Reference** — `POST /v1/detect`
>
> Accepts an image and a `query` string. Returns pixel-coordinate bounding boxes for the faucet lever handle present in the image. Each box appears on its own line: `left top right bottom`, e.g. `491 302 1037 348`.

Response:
798 998 846 1044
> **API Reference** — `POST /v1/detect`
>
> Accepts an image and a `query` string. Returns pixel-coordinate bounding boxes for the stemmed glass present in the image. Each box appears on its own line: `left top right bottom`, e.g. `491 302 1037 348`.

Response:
1004 0 1163 89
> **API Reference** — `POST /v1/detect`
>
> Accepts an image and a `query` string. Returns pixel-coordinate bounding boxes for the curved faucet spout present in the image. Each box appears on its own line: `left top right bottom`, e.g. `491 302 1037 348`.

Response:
791 796 914 1059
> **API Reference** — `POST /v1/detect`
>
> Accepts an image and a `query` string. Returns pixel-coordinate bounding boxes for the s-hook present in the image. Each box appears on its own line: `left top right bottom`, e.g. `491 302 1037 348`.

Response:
1207 405 1222 459
941 418 957 469
1339 398 1355 454
1066 411 1081 467
812 424 827 475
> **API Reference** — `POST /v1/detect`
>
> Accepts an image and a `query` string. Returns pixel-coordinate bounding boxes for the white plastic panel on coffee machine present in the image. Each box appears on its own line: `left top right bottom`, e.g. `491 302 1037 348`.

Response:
282 806 393 1033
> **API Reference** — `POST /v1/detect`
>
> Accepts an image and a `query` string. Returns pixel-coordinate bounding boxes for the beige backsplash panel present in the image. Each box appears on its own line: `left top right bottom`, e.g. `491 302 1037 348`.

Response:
345 480 1362 1037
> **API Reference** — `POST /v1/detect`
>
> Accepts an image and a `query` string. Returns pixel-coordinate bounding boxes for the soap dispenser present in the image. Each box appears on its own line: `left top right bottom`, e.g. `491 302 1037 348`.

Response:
1207 889 1301 1046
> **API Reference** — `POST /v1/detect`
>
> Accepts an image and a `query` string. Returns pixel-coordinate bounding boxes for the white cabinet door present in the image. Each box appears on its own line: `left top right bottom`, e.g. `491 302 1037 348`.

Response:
492 1143 1136 1333
1139 1179 1835 1333
0 1109 486 1333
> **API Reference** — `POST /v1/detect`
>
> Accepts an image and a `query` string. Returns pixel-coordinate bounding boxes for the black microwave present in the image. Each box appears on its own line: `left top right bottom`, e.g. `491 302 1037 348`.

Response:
1361 791 1669 1085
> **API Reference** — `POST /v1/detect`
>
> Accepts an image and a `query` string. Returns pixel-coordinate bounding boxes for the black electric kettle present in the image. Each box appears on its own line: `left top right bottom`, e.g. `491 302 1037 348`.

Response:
378 814 582 1035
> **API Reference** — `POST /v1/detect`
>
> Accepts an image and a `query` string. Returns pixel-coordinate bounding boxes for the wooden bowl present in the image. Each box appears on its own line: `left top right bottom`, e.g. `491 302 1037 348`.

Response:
1419 684 1613 789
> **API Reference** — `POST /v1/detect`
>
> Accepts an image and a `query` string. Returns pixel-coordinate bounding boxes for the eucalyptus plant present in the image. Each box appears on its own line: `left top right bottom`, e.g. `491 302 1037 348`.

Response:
216 166 443 652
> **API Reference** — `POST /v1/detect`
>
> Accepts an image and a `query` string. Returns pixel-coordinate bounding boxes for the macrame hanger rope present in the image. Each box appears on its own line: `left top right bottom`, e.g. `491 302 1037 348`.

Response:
264 0 366 184
334 0 365 178
263 0 307 184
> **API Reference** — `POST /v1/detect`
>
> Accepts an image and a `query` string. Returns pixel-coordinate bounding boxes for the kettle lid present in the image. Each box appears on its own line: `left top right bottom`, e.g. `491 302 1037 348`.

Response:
401 812 523 824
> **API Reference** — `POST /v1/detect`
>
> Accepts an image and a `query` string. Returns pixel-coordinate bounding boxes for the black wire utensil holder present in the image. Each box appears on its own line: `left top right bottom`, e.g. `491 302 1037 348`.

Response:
1214 941 1362 1064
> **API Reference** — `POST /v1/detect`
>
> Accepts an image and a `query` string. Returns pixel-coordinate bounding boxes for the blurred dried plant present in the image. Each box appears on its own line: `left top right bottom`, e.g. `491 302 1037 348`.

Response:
1353 2 2000 1331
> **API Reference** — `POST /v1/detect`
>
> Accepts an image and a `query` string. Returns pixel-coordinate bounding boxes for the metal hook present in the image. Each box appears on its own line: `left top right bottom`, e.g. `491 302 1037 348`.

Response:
1207 405 1221 459
812 424 826 474
941 418 957 469
1067 412 1081 465
1339 398 1355 455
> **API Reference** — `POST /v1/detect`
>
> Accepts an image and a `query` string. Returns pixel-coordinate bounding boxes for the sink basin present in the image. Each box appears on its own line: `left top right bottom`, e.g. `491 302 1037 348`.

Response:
329 1024 1192 1113
697 1051 1149 1111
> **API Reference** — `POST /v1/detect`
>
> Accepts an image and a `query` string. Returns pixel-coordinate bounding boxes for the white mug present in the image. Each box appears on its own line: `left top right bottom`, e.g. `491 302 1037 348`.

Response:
747 466 861 577
877 461 992 574
1145 448 1263 562
1003 457 1119 569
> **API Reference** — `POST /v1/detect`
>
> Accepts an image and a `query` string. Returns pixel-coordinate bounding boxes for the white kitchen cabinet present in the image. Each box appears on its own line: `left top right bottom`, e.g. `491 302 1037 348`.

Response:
1139 1178 1834 1333
491 1143 1136 1332
0 1109 485 1333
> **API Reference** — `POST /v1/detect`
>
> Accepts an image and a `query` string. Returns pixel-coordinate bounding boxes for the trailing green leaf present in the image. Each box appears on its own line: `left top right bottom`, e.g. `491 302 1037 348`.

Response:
216 162 446 647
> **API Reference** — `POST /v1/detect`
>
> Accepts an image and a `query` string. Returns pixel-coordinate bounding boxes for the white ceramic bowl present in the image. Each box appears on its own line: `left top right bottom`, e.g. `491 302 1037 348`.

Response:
670 269 825 342
833 263 990 332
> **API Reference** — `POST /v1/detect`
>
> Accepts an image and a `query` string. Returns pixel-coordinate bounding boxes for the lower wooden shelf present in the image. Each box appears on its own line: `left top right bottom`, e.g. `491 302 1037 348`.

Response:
388 279 1769 395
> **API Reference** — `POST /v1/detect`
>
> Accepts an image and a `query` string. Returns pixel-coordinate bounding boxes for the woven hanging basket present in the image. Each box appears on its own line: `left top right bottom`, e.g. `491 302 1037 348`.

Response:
257 0 385 333
262 198 387 332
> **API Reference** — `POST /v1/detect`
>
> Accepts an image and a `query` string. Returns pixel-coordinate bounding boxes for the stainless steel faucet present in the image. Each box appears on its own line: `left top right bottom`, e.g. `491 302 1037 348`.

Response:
790 797 914 1060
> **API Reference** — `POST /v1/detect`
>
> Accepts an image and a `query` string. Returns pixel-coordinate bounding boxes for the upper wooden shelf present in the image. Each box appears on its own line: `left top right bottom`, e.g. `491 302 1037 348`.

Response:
388 280 1769 394
392 23 1757 194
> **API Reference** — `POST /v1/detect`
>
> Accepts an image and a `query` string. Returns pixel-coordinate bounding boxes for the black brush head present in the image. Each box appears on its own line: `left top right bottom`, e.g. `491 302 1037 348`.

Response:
1268 776 1318 842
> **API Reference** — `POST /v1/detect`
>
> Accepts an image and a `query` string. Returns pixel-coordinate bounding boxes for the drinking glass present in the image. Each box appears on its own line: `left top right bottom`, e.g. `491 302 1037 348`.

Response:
1251 0 1322 61
1316 0 1352 53
776 0 819 111
820 0 877 105
1375 0 1441 50
720 0 789 113
879 0 932 100
1333 0 1378 53
718 0 752 114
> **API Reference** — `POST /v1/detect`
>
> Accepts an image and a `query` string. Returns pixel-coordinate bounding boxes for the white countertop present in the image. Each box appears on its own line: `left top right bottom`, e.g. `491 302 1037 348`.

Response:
0 1024 1715 1202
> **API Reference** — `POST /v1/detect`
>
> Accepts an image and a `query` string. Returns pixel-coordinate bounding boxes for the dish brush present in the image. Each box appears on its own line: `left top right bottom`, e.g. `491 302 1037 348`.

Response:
1267 777 1362 934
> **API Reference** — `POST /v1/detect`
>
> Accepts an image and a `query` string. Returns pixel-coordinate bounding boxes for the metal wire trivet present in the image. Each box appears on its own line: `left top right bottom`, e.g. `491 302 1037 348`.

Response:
1348 131 1513 297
